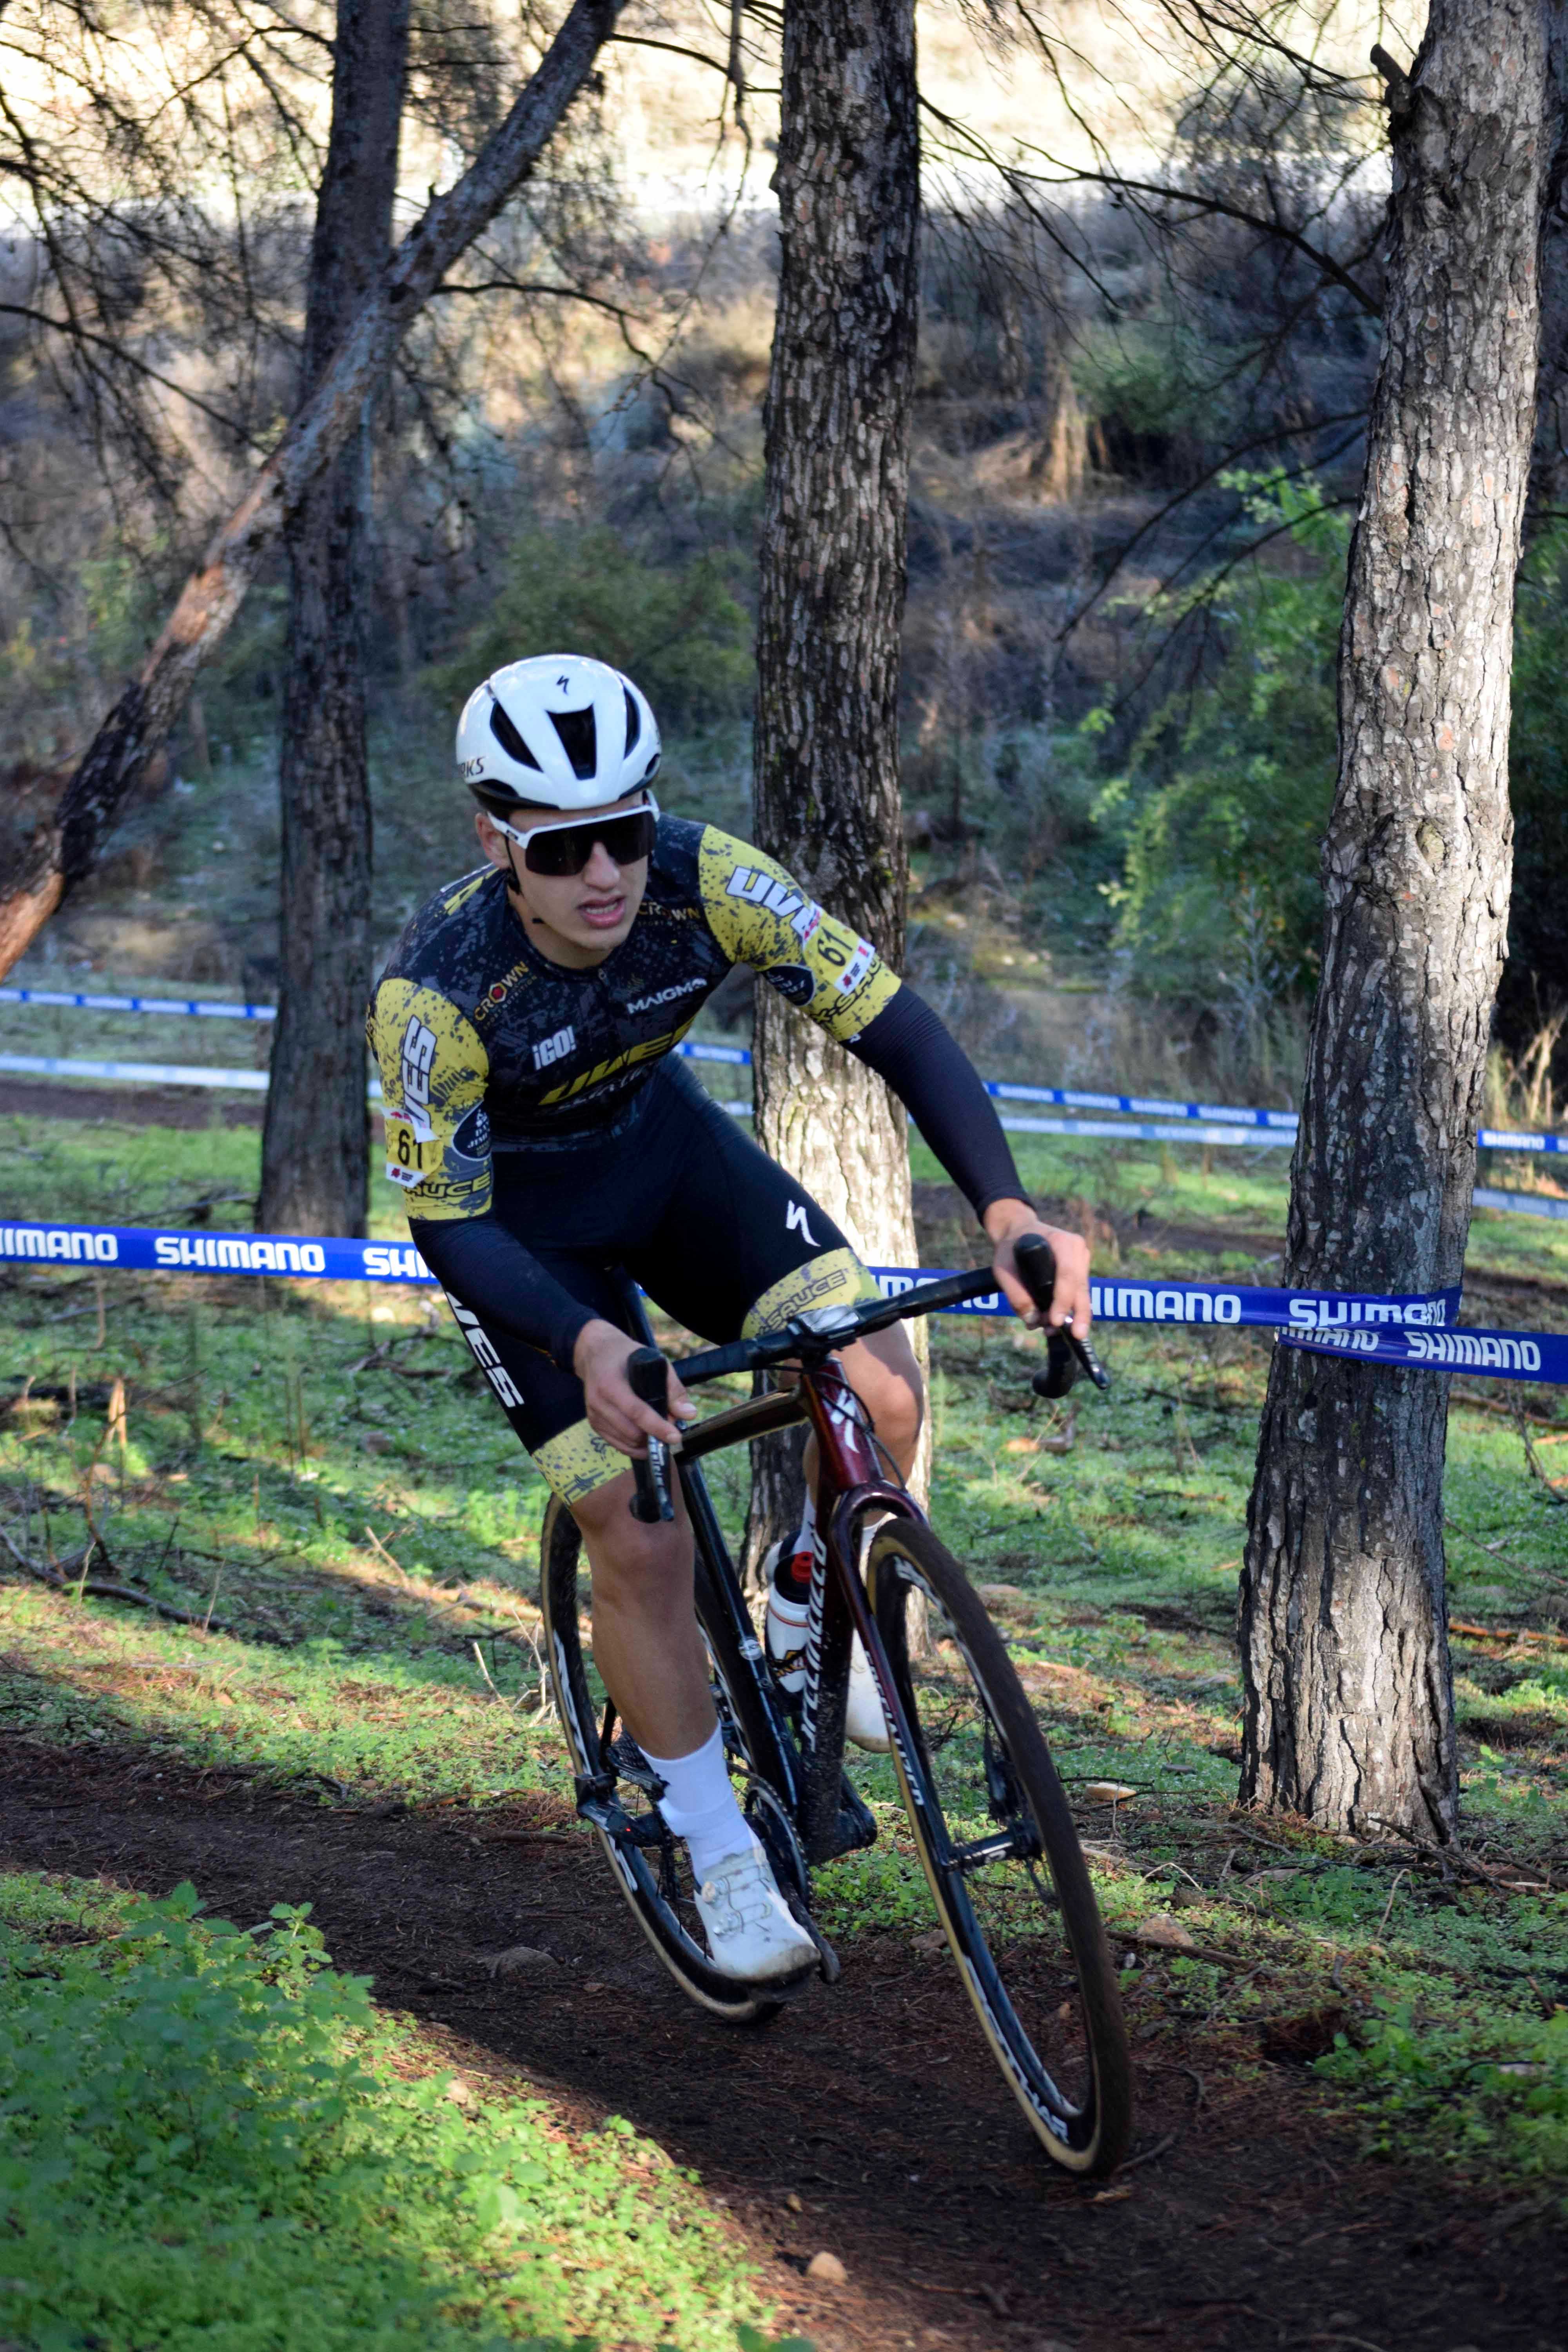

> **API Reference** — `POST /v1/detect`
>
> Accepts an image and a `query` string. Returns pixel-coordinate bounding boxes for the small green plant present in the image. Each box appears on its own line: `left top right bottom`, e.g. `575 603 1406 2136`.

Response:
0 1877 790 2349
1318 1999 1568 2188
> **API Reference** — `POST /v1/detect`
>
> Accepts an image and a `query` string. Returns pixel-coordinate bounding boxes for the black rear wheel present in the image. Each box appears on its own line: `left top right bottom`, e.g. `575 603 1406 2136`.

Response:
539 1494 802 2023
865 1519 1132 2173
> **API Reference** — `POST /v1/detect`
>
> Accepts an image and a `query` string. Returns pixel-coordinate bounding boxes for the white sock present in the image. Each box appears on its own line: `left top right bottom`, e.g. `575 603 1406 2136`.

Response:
641 1725 750 1882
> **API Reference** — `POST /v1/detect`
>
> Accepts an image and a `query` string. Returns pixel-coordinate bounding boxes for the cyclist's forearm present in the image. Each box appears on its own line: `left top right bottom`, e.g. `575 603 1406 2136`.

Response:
850 985 1025 1218
407 1212 594 1372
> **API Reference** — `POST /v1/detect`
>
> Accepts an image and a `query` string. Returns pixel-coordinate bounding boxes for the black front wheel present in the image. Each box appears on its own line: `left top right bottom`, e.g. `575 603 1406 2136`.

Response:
865 1519 1132 2174
538 1494 799 2024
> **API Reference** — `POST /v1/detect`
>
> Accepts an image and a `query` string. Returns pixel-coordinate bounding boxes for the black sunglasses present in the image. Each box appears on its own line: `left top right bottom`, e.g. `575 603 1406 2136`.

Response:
493 797 659 878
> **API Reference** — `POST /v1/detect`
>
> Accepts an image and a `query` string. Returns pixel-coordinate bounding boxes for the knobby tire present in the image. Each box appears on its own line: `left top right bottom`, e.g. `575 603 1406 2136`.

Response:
865 1518 1132 2174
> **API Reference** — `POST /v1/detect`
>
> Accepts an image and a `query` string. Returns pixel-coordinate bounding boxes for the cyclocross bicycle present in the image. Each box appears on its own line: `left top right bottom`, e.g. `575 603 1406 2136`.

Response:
538 1233 1132 2174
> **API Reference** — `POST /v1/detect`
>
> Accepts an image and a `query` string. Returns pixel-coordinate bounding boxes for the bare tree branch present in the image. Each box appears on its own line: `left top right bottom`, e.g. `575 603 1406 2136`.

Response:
0 0 631 976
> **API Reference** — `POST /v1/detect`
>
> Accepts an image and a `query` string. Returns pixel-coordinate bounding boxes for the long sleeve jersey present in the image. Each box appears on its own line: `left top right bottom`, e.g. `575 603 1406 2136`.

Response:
368 817 1024 1365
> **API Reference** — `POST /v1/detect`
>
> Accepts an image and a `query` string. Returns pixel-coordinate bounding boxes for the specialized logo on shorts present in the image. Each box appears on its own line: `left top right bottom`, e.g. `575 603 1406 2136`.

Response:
786 1200 820 1247
450 1300 523 1409
532 1023 576 1071
399 1015 437 1109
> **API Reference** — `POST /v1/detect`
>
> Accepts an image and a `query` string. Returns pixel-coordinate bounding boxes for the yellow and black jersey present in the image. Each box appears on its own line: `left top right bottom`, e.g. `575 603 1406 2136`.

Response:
368 819 900 1220
369 816 1025 1385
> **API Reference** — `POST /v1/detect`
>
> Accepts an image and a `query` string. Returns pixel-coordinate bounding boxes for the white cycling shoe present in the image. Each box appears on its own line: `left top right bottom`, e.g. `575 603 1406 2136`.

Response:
692 1837 819 1984
763 1534 894 1755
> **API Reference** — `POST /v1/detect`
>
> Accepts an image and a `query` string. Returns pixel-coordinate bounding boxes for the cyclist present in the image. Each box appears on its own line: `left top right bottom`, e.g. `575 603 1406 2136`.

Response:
370 653 1091 1986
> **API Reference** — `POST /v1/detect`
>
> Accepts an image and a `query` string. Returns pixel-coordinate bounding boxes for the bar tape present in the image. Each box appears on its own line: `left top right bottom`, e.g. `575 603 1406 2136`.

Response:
5 1216 1559 1380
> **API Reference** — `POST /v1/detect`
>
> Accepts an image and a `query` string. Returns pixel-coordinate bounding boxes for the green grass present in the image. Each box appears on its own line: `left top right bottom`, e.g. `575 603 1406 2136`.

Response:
5 1107 1568 2220
0 1872 800 2351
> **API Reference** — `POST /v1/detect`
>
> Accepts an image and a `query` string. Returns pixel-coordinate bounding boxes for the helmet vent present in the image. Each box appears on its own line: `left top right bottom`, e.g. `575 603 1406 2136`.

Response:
489 699 541 769
550 705 597 780
623 686 641 754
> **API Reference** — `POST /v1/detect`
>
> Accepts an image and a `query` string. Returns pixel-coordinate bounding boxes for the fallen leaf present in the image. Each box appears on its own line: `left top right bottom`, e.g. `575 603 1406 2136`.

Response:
1004 1437 1040 1455
1083 1781 1138 1804
806 2251 848 2285
1090 2185 1132 2203
784 2191 803 2213
976 1582 1026 1604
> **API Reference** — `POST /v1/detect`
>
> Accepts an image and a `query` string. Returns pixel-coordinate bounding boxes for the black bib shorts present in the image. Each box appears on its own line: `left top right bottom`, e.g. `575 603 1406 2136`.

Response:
442 1060 877 1506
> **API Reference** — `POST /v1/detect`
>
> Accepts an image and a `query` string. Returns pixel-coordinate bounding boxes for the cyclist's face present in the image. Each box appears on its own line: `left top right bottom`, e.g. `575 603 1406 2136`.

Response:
476 797 651 967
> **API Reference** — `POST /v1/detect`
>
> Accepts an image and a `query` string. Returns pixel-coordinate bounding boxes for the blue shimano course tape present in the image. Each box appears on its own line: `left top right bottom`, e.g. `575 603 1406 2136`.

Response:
0 987 273 1019
6 1219 1557 1379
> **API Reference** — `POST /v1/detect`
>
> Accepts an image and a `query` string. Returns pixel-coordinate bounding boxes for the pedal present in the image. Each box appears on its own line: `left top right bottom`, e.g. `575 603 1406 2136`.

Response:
572 1767 617 1811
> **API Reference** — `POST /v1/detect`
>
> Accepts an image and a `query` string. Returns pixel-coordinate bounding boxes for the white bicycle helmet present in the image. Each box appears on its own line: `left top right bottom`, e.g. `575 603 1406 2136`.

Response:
457 653 661 815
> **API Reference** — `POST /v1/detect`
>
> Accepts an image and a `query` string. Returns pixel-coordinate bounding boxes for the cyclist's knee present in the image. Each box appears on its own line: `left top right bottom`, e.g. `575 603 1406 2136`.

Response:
846 1327 924 1455
572 1471 692 1602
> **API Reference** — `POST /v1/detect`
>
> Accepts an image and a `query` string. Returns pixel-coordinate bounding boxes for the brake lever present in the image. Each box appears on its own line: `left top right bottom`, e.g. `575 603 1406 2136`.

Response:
1032 1328 1110 1398
626 1345 676 1523
1013 1231 1111 1396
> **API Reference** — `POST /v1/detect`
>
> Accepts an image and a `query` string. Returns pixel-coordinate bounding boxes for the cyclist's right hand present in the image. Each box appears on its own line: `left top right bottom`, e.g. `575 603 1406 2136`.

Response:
572 1319 696 1457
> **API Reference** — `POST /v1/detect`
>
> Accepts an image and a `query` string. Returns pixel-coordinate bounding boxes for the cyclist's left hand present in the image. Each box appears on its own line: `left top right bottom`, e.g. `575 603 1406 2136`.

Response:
982 1201 1093 1337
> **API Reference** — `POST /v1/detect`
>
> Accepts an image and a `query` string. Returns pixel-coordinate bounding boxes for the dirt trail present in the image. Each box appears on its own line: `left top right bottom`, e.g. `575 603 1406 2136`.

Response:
3 1737 1561 2352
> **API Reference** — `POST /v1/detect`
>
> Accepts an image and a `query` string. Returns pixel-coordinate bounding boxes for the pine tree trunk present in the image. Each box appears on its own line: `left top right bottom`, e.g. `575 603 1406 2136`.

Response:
1240 4 1560 1842
747 0 921 1572
259 0 410 1238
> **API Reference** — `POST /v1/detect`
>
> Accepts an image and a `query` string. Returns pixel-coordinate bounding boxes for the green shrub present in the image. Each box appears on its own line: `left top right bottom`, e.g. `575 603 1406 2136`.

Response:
1095 469 1345 1011
1071 321 1221 475
1319 1998 1568 2189
0 1879 783 2350
430 528 753 730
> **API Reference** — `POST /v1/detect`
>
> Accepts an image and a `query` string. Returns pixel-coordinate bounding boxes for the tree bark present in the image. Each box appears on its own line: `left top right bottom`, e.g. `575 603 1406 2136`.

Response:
747 0 922 1572
259 0 410 1239
1240 4 1562 1842
0 0 626 982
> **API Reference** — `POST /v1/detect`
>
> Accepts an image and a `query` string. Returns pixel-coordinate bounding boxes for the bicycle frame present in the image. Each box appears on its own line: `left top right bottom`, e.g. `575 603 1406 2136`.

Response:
621 1277 920 1868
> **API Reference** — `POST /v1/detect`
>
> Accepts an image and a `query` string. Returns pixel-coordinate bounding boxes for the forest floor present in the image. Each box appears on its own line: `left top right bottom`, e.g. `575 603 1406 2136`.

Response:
4 1103 1568 2349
